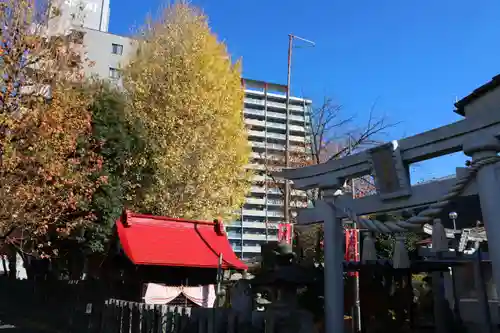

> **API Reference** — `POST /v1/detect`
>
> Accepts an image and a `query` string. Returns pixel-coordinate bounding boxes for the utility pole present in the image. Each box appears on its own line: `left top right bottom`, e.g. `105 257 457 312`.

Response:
284 34 315 226
284 35 293 226
264 83 269 243
349 135 362 333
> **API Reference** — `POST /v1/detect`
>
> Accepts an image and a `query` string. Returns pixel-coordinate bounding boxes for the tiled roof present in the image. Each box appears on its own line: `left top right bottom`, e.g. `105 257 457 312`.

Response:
454 74 500 115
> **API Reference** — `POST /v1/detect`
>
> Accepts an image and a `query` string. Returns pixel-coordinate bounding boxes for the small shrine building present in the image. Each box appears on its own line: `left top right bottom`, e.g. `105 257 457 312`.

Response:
102 210 247 307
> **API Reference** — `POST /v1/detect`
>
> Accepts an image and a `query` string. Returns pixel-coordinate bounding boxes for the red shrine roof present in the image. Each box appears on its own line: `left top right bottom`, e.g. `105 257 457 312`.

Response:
115 211 247 271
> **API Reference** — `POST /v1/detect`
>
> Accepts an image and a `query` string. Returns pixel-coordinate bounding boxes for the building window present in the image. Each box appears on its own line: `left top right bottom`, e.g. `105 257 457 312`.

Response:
109 67 121 80
111 43 123 55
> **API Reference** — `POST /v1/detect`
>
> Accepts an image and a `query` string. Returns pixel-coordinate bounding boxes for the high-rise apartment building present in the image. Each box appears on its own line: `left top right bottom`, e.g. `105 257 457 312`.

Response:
227 79 313 260
53 5 314 260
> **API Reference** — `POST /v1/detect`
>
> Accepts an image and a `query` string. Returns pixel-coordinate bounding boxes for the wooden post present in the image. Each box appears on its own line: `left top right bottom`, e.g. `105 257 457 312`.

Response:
160 305 167 333
121 302 131 333
216 253 223 308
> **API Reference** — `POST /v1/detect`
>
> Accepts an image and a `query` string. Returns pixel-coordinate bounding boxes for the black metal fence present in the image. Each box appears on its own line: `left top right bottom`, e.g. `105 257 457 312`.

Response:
0 277 107 332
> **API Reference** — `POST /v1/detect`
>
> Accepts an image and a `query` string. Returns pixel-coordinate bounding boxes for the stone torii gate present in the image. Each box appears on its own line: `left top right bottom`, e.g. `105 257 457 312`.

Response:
275 75 500 333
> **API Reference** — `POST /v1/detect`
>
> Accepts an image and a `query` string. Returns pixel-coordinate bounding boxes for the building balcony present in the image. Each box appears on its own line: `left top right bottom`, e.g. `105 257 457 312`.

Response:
248 185 308 197
242 209 284 218
249 186 282 195
231 245 262 254
249 152 288 162
227 220 280 229
249 140 279 150
244 108 310 123
250 153 314 166
246 163 266 171
245 197 266 205
244 89 312 105
245 118 306 133
266 198 284 206
244 97 308 113
252 174 266 182
251 174 286 183
227 232 279 242
249 141 306 152
247 129 307 143
245 197 308 208
247 163 282 172
251 176 288 186
245 197 287 206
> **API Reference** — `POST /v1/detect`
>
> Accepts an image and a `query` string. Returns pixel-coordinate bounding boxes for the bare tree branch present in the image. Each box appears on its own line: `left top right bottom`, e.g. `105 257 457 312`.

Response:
293 96 399 259
325 103 400 161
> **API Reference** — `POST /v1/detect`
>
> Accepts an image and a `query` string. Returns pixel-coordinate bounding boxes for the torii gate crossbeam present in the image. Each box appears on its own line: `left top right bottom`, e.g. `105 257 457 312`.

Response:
277 110 500 189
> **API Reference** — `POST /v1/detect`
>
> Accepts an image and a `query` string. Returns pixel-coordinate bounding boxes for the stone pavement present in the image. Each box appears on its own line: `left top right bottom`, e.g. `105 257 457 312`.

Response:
0 321 52 333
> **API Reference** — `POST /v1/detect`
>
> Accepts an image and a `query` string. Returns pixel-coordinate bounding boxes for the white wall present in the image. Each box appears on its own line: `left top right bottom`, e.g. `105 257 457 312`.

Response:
0 254 27 280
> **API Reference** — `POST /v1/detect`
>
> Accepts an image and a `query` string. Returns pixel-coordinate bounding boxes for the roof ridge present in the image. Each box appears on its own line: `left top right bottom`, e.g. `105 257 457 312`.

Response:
123 211 217 226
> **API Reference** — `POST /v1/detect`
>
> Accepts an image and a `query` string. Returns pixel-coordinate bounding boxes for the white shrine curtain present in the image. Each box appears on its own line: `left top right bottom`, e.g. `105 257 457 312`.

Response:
144 283 216 308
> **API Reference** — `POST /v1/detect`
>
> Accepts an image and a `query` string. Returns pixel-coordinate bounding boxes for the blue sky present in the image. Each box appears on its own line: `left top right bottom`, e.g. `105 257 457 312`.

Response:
109 0 500 182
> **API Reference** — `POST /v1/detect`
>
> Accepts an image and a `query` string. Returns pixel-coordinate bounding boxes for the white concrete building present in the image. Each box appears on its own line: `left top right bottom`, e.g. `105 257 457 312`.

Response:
77 28 135 81
48 0 133 80
56 0 111 32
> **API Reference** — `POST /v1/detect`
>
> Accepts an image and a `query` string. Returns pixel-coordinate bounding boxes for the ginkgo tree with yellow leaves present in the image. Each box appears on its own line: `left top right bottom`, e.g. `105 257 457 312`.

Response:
123 2 252 221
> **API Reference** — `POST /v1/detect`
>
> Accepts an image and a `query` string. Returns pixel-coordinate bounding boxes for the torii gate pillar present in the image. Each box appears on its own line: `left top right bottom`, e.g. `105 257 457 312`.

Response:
316 200 345 333
464 135 500 300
